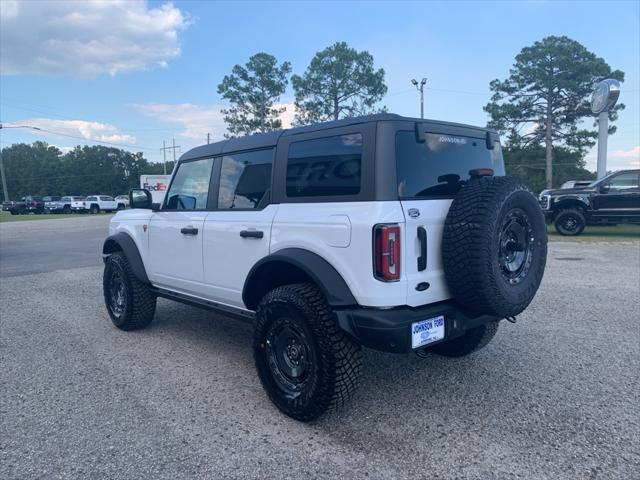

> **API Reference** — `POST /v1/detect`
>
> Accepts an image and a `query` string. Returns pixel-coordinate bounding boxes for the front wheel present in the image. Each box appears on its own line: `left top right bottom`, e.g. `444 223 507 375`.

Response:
253 283 362 422
103 251 156 330
554 209 586 236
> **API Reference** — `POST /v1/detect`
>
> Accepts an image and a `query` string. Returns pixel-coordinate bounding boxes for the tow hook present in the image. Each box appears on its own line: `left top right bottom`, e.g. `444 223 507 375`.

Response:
505 316 517 324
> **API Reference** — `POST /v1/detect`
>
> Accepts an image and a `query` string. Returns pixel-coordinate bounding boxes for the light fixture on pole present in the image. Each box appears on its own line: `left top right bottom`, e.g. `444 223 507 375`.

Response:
590 79 620 179
411 78 427 119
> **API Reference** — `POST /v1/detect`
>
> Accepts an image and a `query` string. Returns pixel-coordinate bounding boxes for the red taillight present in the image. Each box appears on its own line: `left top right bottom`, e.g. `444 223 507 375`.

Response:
373 224 401 282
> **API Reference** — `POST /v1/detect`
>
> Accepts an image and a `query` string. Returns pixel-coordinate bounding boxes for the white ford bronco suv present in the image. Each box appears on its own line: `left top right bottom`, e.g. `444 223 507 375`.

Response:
102 114 547 421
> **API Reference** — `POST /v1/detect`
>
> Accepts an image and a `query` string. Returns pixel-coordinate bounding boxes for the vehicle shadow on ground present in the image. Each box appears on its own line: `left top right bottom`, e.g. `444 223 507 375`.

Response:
148 300 541 435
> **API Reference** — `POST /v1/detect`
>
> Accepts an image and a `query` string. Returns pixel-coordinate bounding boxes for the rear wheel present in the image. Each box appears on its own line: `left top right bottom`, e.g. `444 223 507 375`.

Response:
429 322 499 357
554 209 586 236
103 251 156 330
117 203 125 210
90 204 100 214
253 283 362 422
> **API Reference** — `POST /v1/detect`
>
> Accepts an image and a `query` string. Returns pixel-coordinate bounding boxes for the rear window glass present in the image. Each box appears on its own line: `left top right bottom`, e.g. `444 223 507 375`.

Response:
287 134 362 197
396 131 505 198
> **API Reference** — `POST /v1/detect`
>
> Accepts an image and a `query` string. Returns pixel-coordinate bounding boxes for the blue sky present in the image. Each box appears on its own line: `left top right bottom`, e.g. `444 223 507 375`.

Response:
1 0 639 171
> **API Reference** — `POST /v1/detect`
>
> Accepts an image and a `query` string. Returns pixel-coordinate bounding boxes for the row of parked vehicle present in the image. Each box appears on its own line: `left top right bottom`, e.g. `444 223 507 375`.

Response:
1 195 130 215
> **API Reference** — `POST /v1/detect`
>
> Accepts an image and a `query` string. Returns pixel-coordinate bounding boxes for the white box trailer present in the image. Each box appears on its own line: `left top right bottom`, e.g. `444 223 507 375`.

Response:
140 175 170 204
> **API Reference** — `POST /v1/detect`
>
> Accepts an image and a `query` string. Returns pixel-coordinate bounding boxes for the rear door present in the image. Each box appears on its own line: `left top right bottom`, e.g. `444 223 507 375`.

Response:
202 148 276 307
395 127 505 307
147 157 215 296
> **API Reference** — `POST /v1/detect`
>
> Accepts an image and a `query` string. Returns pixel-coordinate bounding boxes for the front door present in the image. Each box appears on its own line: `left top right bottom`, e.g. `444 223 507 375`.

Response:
592 172 640 217
203 148 276 308
148 157 215 296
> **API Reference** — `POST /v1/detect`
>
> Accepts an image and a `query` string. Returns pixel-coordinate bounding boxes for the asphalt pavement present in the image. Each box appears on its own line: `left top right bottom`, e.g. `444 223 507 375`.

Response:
0 215 111 277
0 217 639 479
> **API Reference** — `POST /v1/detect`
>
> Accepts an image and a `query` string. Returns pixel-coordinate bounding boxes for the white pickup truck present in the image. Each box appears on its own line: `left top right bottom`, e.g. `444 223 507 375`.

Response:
72 195 123 214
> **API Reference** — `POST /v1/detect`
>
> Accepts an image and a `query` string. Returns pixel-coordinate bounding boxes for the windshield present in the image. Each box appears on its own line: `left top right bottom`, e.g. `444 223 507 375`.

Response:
396 131 505 198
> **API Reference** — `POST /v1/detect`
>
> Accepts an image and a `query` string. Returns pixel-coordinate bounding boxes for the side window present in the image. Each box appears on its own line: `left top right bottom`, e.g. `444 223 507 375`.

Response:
218 149 273 209
87 196 96 202
101 196 113 201
165 158 214 210
605 173 639 192
286 134 362 197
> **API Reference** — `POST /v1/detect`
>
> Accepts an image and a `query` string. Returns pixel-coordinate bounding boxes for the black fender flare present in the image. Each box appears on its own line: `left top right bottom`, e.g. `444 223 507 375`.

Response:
242 248 357 310
102 232 150 284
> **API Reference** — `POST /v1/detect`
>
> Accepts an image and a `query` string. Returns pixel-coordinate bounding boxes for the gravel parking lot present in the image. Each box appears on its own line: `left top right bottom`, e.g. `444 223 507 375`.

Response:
1 218 639 479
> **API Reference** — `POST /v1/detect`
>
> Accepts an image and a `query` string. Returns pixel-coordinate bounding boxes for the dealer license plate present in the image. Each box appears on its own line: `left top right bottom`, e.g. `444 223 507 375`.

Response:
411 316 445 349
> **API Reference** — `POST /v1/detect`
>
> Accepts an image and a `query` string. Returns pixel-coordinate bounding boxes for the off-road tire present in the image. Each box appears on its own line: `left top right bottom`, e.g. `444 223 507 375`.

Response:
63 205 71 214
90 205 100 214
117 203 125 210
429 322 499 357
554 209 586 236
442 176 547 318
103 251 156 331
253 283 362 422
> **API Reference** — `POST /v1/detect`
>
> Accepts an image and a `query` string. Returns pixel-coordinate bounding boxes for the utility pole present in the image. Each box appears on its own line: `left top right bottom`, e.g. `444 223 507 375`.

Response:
411 78 427 119
0 124 42 202
207 133 210 144
162 140 166 175
160 140 181 175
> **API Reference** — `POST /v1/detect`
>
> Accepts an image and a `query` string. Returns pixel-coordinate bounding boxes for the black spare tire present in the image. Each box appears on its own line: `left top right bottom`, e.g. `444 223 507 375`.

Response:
442 176 547 318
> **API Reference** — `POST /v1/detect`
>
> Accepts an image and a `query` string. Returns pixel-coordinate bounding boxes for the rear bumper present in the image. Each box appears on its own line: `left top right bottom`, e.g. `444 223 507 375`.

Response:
335 301 501 353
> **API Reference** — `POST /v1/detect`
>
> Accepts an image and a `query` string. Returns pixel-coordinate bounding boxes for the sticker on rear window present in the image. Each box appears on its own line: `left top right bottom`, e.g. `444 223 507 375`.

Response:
438 136 467 145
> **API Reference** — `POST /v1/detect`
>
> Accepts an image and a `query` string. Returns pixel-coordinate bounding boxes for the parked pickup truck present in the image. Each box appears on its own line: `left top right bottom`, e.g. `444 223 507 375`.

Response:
72 195 123 214
3 196 44 215
45 196 85 214
540 169 640 235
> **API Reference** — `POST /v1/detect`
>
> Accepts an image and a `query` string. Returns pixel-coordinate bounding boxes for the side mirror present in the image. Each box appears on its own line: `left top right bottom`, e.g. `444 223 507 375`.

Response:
599 184 610 194
129 189 153 209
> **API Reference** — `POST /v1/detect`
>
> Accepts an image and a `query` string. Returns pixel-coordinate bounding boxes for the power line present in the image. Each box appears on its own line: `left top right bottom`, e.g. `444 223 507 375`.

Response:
0 122 157 151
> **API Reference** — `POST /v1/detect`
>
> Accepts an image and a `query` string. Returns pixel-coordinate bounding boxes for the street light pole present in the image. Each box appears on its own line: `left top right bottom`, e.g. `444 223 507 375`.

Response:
411 78 427 119
0 124 42 202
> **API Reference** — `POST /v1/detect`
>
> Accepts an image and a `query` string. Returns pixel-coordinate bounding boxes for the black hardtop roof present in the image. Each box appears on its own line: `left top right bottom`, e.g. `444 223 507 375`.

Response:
179 113 496 162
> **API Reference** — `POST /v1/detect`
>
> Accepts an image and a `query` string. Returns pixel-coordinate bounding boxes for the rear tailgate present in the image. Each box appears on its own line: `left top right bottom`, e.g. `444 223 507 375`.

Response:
396 126 505 307
401 199 453 307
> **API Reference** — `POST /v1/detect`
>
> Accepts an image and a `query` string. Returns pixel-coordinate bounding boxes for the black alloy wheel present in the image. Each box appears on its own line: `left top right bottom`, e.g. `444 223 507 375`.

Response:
498 208 534 286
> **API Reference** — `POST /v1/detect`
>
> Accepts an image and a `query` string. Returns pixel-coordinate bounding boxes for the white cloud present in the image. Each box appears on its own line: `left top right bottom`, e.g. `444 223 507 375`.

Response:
8 118 137 145
0 0 190 77
134 101 296 143
585 145 640 171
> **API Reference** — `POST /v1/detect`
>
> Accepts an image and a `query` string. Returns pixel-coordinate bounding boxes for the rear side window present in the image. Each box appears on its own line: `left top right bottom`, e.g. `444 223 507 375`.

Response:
286 134 362 197
396 131 505 198
218 149 273 209
165 158 214 210
100 196 113 201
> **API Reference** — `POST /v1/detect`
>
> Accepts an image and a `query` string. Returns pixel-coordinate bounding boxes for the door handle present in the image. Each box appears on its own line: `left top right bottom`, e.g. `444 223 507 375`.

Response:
180 227 199 235
240 230 264 239
417 227 427 271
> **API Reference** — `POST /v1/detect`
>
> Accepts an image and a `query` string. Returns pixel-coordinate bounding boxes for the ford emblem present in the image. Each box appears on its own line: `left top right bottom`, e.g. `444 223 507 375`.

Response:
408 208 420 218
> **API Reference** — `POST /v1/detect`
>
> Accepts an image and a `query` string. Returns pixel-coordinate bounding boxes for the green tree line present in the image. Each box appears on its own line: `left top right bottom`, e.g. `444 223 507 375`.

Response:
0 142 172 199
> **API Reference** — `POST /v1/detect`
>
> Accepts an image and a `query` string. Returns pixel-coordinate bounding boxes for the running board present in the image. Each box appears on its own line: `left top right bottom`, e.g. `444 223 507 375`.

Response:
151 287 255 322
